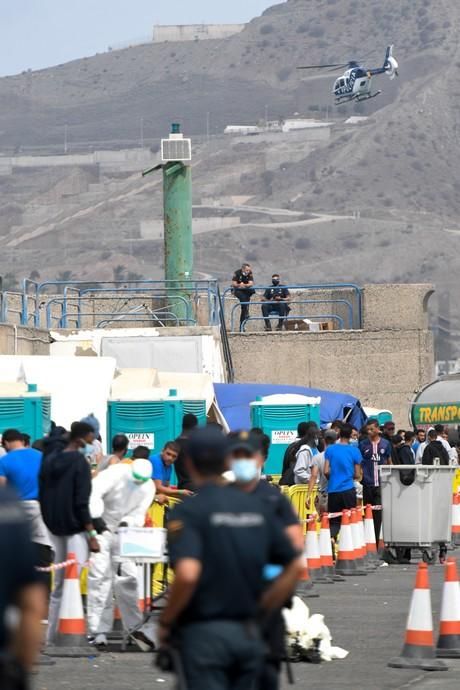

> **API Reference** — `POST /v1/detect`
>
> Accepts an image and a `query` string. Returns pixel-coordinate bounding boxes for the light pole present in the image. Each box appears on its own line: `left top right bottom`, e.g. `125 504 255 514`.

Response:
140 117 144 148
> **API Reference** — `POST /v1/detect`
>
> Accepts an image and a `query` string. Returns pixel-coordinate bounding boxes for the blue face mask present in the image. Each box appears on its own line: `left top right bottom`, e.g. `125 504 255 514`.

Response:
231 458 260 484
350 439 359 447
81 443 95 456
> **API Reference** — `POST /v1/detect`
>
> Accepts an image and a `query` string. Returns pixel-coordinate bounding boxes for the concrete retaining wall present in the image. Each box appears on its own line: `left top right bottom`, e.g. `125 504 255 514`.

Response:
228 284 435 427
0 325 50 355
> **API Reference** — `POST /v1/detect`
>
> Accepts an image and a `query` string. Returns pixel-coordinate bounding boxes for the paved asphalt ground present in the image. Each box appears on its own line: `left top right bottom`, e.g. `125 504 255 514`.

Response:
35 553 460 690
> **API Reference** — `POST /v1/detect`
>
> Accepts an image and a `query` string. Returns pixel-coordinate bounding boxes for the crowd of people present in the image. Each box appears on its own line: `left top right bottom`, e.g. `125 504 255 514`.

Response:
280 418 458 558
0 410 457 688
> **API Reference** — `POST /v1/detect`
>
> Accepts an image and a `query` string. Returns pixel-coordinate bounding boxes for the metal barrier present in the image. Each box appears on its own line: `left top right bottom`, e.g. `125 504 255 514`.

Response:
20 279 220 328
223 283 363 329
230 299 353 332
241 314 344 332
44 294 194 329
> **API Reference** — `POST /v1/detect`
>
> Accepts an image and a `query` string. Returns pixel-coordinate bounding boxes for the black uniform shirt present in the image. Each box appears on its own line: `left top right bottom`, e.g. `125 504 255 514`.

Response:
232 269 254 287
251 479 299 529
263 285 290 301
168 483 297 625
0 488 41 650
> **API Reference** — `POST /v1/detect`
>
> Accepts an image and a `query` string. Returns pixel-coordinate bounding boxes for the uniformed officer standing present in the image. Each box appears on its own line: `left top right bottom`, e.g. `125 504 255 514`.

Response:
158 427 301 690
261 273 290 331
0 487 47 689
227 431 303 690
231 262 255 330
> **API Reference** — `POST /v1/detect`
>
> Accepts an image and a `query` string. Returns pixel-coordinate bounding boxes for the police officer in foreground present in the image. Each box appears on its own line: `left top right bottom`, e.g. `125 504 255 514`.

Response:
231 262 256 330
0 487 47 689
158 427 302 690
227 431 303 689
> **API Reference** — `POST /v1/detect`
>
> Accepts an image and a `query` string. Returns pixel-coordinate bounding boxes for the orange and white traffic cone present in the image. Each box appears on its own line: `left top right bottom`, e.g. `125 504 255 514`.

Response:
364 504 378 562
297 533 319 598
319 513 344 582
377 522 385 556
451 494 460 547
357 507 377 570
335 510 359 576
350 509 367 575
306 518 331 582
46 553 98 658
388 562 448 671
436 558 460 658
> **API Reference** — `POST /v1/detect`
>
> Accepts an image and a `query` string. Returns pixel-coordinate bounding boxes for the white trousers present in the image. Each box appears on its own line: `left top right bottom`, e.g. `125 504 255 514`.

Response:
87 531 142 635
47 532 89 644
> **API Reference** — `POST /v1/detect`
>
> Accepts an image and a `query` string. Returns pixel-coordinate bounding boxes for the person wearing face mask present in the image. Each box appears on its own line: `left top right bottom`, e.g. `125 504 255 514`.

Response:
228 431 303 690
231 262 256 331
261 273 291 332
87 458 155 650
39 422 101 646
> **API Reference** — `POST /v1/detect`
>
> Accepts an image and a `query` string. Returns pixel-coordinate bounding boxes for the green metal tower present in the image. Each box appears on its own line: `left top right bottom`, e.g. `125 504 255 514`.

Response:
142 124 193 322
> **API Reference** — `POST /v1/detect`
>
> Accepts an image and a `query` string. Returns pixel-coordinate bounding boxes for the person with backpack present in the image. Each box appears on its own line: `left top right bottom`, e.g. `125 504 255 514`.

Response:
279 422 318 486
422 428 450 466
293 425 320 485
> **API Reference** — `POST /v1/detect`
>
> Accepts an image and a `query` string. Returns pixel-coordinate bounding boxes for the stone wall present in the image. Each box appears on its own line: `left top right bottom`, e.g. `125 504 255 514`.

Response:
228 284 435 427
0 325 50 355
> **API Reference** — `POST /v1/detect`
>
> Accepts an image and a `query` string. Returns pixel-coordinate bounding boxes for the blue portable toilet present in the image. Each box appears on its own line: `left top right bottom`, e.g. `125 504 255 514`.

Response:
250 394 321 475
0 383 51 442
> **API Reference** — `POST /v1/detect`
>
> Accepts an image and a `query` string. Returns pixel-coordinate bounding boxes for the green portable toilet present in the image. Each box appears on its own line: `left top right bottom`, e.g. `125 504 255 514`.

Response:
180 399 207 427
0 383 51 442
364 408 393 426
250 394 321 475
107 390 180 457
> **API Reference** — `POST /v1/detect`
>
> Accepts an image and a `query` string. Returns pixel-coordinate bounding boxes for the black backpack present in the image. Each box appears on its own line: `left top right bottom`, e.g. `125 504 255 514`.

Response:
279 439 304 486
422 440 450 466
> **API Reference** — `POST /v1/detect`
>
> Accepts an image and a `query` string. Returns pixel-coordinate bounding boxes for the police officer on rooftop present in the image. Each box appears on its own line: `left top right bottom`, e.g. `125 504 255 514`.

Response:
232 262 255 331
261 273 290 331
158 426 301 690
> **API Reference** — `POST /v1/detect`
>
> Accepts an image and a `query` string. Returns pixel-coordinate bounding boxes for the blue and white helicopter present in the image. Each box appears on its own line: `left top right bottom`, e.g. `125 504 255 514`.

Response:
297 45 399 103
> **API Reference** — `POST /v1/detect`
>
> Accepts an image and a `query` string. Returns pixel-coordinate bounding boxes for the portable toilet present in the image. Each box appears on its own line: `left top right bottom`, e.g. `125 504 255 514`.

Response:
364 408 393 426
107 389 181 456
250 394 321 475
0 383 51 441
180 399 207 427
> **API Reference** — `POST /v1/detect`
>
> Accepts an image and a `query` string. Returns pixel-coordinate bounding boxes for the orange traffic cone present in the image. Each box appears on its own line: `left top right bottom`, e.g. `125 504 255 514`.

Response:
46 553 97 658
436 558 460 658
137 565 146 613
297 534 319 598
388 562 448 671
306 517 331 583
364 504 378 561
112 605 123 633
350 509 367 575
319 513 344 582
452 494 460 547
377 522 385 555
335 511 360 576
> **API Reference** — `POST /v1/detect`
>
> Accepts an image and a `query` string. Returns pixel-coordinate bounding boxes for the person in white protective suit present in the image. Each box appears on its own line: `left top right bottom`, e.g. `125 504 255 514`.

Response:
87 458 155 649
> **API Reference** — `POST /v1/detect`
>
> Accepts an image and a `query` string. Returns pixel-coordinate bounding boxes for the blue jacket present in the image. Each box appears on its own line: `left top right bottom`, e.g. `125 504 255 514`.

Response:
359 438 392 487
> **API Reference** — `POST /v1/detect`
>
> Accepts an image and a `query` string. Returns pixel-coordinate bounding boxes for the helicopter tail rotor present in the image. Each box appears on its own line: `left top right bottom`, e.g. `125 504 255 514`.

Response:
383 45 399 79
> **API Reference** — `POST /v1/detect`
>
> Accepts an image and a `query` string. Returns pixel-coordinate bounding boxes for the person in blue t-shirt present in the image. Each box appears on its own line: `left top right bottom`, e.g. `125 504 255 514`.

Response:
324 423 362 539
0 428 42 500
148 441 194 501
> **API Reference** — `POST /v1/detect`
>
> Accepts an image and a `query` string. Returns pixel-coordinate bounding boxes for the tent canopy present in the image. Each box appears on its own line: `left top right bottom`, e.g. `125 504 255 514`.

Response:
214 383 367 431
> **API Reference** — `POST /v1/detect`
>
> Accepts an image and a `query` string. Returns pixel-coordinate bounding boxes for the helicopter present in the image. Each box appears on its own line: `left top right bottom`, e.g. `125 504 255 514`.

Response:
297 45 399 103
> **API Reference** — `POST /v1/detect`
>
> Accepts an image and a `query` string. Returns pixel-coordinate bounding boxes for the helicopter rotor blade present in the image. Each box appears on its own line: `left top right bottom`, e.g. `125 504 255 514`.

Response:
297 63 347 70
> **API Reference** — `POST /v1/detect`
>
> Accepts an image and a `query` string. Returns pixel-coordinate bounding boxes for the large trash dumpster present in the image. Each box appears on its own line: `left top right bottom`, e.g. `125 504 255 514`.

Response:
380 465 456 549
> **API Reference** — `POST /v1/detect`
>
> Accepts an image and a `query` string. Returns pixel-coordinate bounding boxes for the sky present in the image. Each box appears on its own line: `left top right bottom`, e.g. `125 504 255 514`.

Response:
0 0 277 76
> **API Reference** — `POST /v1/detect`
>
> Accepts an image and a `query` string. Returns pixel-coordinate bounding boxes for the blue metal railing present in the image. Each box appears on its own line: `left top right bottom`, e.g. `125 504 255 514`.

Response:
20 279 220 328
229 299 353 332
222 283 363 329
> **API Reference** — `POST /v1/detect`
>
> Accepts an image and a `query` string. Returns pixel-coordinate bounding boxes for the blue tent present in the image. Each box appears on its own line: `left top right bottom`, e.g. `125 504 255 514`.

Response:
214 383 367 431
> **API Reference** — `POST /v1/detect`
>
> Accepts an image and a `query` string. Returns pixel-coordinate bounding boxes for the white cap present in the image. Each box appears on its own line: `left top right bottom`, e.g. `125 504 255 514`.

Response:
131 458 152 483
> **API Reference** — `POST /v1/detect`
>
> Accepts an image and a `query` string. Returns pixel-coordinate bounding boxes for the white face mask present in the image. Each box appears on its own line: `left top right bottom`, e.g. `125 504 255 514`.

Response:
231 458 260 484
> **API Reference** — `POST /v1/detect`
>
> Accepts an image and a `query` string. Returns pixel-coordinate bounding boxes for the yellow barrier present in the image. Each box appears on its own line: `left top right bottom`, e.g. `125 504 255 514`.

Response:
148 497 182 596
454 469 460 495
